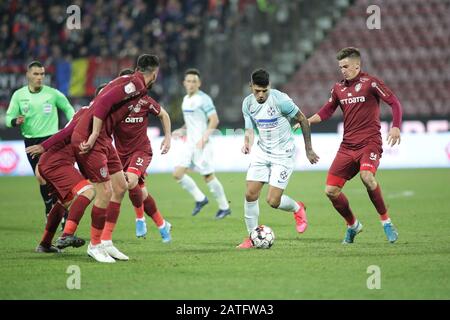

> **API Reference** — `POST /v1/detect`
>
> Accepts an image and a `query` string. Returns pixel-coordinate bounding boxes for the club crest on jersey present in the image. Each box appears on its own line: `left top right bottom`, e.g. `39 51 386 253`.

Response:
21 103 29 113
124 82 136 94
267 106 276 117
100 167 108 178
355 83 362 92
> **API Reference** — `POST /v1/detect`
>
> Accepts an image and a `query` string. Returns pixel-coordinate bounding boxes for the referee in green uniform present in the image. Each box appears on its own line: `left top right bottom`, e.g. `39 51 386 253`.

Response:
5 61 75 219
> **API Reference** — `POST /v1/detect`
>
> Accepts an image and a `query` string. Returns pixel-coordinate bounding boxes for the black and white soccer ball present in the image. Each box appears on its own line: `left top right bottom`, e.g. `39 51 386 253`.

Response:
250 225 275 249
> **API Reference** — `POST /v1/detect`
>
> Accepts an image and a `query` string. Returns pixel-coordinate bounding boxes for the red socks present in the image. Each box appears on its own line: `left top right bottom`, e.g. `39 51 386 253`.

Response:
62 195 91 236
129 185 143 208
143 194 164 228
40 202 66 247
367 184 389 220
101 201 121 241
90 205 106 245
330 193 356 226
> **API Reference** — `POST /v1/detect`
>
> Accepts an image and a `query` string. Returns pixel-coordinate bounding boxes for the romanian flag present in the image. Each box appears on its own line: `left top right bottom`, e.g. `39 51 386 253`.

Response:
67 58 97 97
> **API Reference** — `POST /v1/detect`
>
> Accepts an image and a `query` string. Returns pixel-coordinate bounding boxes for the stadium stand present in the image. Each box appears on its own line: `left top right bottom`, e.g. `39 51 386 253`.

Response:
0 0 448 131
283 0 450 117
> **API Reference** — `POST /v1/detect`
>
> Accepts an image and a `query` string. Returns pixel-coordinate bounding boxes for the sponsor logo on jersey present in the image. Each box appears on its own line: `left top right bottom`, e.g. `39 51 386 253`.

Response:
257 118 278 129
125 117 144 123
340 96 366 104
340 87 347 92
124 82 136 94
355 83 362 92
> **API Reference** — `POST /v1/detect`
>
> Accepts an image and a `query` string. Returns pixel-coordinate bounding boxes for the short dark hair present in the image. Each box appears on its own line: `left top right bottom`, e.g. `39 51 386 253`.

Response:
136 54 159 73
336 47 361 60
251 69 270 87
27 61 43 70
118 68 134 76
95 83 107 97
184 68 201 79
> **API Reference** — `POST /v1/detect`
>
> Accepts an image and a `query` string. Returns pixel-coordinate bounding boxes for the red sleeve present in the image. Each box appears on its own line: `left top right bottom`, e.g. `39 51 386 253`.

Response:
317 87 340 121
384 94 403 128
146 96 161 116
371 77 403 128
41 119 77 150
93 78 146 120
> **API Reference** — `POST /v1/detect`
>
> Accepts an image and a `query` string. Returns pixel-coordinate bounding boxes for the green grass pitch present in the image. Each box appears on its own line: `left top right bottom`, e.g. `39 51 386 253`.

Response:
0 169 449 299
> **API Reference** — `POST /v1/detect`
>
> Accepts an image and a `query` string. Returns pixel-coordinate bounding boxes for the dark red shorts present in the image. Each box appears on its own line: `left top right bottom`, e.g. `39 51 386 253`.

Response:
327 143 383 188
72 140 123 183
38 155 90 203
120 151 152 186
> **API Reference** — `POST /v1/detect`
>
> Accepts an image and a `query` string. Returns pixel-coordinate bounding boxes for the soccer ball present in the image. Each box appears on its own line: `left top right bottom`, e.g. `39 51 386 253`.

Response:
250 225 275 249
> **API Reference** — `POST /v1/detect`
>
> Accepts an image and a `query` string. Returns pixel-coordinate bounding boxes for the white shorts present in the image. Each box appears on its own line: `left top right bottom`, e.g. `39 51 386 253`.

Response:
246 147 295 190
177 142 215 176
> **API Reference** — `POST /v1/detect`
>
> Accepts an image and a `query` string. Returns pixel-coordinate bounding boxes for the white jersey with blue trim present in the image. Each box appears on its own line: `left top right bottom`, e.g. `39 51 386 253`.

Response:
182 90 217 145
242 89 300 158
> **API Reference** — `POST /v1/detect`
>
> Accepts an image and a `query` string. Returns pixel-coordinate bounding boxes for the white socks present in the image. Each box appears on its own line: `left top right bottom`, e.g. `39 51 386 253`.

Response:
207 177 229 210
244 199 259 234
178 175 206 202
277 195 300 212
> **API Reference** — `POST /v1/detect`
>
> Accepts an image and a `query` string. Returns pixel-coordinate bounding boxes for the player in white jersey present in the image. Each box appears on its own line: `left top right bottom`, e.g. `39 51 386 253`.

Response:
172 69 231 219
237 69 319 248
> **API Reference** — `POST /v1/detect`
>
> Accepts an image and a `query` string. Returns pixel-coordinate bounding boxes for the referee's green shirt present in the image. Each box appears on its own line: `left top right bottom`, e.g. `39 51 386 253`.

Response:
5 85 75 138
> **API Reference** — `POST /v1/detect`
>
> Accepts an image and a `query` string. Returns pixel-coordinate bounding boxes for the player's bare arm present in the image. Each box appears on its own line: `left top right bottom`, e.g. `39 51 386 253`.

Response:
80 116 102 154
197 113 219 149
293 113 322 130
242 128 254 154
307 113 322 125
158 107 172 154
294 111 319 164
172 124 186 138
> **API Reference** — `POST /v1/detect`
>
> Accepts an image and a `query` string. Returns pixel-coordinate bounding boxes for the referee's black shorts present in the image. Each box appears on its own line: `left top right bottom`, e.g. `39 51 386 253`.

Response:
24 136 52 174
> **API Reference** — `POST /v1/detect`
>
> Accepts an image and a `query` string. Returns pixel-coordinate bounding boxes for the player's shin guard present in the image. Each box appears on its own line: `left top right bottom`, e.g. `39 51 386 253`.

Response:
207 177 230 210
101 201 121 241
330 193 356 226
244 199 259 234
40 202 66 247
